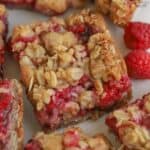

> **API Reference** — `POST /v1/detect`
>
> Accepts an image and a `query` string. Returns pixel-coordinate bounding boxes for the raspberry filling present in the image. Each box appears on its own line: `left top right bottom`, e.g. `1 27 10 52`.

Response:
36 75 131 129
0 81 12 144
36 75 95 129
63 130 80 147
24 140 42 150
69 23 97 43
106 96 150 140
99 76 131 109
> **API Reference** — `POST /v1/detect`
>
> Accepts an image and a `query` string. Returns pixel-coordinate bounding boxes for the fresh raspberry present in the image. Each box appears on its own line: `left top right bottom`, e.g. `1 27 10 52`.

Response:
124 22 150 50
125 50 150 79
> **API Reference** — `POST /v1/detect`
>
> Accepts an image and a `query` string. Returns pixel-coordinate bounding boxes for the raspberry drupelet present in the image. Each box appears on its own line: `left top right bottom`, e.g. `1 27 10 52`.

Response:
125 50 150 79
124 22 150 50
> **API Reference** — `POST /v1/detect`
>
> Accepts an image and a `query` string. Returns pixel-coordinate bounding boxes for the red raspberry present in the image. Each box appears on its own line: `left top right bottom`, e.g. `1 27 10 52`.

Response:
124 22 150 50
125 50 150 79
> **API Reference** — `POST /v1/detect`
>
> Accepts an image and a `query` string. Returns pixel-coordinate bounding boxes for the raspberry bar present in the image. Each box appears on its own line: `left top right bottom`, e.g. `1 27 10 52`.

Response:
0 79 23 150
25 127 113 150
0 4 7 77
10 10 131 130
95 0 141 26
1 0 85 15
106 94 150 150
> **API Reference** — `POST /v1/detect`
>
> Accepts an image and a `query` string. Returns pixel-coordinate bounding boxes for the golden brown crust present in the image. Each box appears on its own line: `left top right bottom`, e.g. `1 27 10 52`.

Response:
96 0 141 26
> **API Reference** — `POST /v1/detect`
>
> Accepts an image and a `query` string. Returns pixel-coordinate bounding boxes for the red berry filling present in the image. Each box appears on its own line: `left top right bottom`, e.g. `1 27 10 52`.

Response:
0 80 10 88
106 94 150 143
99 76 131 109
69 23 97 43
24 140 42 150
63 130 80 147
36 75 94 129
36 75 131 129
0 93 12 110
0 80 12 144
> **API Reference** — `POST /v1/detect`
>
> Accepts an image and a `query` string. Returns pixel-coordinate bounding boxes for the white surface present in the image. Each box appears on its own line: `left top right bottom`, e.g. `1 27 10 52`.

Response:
4 0 150 148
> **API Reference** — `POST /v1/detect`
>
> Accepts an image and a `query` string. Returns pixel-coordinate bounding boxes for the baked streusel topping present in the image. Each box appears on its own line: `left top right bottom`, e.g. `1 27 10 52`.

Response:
106 93 150 150
96 0 141 26
25 127 113 150
10 9 131 130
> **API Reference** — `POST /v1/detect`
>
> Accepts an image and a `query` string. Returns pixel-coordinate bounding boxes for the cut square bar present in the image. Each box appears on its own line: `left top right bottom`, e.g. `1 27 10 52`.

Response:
10 9 131 130
106 94 150 150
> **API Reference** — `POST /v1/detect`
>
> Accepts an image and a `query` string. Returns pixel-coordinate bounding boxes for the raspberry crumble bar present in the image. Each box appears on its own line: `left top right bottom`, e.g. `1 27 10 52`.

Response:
106 94 150 150
0 79 23 150
0 4 7 77
95 0 141 26
10 9 131 130
25 127 113 150
1 0 85 15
